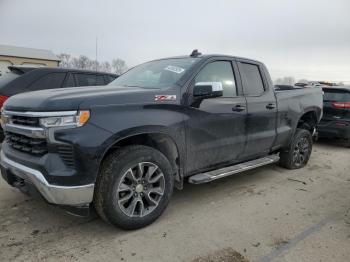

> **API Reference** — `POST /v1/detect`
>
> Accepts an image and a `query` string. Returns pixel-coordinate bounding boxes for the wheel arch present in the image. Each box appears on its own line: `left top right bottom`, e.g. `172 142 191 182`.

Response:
296 109 319 133
99 130 184 189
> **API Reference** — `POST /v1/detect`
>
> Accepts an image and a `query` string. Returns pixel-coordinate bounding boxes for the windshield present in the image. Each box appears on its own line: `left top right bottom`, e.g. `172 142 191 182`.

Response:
109 58 199 89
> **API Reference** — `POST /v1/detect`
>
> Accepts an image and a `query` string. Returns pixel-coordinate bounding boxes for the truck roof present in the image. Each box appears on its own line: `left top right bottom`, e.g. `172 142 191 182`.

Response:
152 54 263 65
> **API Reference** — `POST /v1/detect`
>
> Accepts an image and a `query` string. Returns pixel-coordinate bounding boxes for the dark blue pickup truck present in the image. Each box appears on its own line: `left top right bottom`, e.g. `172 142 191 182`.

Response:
0 51 323 229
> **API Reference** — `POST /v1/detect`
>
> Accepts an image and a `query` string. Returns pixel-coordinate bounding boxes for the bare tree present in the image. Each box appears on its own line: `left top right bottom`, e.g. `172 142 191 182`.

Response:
57 53 71 68
57 53 126 74
100 61 112 73
87 60 100 71
112 58 128 75
274 76 295 85
297 79 309 84
71 55 90 69
283 76 295 85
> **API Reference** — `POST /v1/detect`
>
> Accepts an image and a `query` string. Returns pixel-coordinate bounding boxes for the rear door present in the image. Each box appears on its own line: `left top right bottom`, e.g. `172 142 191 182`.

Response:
237 61 277 158
322 88 350 122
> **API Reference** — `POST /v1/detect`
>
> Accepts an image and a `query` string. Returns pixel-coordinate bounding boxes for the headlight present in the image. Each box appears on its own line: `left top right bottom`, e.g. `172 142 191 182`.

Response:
39 110 90 128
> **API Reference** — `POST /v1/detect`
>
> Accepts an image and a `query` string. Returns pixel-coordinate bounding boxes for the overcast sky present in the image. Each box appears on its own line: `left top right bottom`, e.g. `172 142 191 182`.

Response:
1 0 349 82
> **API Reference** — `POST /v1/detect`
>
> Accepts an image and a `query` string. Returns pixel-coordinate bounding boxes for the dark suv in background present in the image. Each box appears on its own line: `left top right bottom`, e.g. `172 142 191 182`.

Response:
0 66 117 139
318 86 350 147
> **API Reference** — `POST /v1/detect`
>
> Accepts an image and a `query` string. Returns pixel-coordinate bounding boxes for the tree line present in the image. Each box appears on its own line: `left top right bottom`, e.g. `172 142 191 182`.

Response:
57 53 128 75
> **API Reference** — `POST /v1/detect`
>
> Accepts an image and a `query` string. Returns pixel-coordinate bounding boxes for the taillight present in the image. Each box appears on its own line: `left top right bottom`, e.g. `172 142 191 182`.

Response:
0 95 8 108
332 102 350 109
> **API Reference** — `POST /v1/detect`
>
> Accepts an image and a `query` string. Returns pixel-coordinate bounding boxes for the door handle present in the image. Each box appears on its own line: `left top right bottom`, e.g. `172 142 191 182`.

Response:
232 104 246 112
266 103 276 110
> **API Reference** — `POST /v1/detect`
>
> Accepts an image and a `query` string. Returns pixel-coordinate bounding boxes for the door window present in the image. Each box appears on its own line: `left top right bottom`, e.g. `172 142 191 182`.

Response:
240 63 265 96
27 73 66 91
74 73 100 86
195 61 237 97
104 75 116 84
63 74 75 87
95 75 105 85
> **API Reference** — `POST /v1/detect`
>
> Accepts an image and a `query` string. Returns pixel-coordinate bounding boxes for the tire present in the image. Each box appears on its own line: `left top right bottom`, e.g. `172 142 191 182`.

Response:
279 128 313 169
94 145 174 230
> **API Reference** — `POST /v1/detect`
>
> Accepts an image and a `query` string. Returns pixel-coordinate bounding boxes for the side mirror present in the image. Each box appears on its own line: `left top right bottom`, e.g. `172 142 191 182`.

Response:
193 82 223 98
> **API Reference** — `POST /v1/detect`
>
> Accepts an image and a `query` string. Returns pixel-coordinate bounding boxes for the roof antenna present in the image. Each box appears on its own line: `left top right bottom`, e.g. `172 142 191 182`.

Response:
190 49 202 57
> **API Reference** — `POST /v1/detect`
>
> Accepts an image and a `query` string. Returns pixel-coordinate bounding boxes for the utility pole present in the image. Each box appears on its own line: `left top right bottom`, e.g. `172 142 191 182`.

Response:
95 37 98 72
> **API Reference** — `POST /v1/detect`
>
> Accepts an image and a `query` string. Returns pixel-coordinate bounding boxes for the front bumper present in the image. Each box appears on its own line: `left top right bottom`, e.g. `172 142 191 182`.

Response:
0 151 94 206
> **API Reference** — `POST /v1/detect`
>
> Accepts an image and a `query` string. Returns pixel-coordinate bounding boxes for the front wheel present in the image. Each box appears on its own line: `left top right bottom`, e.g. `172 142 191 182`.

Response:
94 145 174 230
279 128 313 169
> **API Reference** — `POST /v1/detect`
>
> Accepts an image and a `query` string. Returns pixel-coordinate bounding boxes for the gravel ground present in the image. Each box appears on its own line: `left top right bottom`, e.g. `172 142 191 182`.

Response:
0 140 349 262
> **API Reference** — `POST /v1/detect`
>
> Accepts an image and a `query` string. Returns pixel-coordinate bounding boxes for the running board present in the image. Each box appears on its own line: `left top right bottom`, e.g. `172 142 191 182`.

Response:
188 154 280 184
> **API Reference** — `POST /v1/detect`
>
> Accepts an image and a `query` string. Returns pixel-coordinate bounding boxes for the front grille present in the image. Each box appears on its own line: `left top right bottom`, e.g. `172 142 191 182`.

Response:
6 132 48 156
11 115 40 127
57 145 76 168
4 112 76 167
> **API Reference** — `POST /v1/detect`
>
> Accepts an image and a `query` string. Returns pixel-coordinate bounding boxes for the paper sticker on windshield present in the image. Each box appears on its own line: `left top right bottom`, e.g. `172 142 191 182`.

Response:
155 95 176 101
164 65 185 74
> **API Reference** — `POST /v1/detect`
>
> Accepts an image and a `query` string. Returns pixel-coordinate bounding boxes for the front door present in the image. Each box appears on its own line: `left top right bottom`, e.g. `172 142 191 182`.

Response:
185 60 247 175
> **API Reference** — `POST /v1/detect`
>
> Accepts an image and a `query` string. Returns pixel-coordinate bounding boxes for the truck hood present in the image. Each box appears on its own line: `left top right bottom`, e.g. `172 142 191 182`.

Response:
4 85 167 112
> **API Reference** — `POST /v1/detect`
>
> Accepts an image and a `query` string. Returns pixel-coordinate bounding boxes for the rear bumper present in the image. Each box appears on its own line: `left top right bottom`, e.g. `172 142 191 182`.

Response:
317 120 350 139
0 151 94 206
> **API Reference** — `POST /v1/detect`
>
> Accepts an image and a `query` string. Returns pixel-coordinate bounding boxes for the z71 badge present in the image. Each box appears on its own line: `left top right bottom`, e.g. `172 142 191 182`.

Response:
155 95 177 101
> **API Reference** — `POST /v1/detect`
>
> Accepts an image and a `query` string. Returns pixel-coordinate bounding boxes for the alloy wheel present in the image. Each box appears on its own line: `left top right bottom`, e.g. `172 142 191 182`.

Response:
292 137 310 167
117 162 165 217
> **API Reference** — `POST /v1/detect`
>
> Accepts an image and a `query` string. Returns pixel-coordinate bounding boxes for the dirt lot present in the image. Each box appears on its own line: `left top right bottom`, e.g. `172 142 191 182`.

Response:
0 140 349 262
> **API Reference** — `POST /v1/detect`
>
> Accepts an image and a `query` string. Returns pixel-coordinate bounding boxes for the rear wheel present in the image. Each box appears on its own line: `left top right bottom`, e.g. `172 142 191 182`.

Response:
279 128 313 169
94 145 174 230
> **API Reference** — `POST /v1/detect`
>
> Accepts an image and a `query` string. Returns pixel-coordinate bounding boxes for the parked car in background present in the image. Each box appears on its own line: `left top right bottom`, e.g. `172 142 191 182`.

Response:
317 86 350 147
308 81 323 87
295 81 326 88
274 84 300 90
295 82 308 87
0 52 323 229
0 66 117 140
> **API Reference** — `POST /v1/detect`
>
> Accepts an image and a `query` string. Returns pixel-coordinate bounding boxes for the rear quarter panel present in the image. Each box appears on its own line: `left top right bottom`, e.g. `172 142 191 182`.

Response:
274 87 323 148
